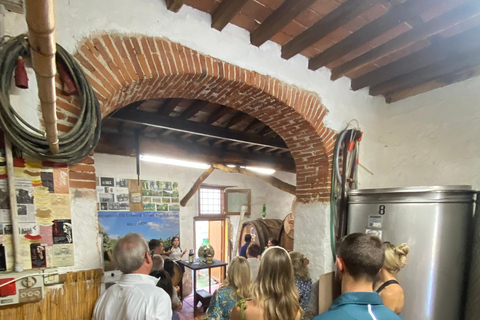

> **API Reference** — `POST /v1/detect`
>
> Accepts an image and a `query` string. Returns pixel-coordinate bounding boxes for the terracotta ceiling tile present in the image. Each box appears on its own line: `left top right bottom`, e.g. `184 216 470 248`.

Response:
384 22 411 39
184 0 220 14
359 3 389 22
345 63 377 79
241 0 274 23
257 0 286 11
281 20 308 38
300 46 321 59
327 27 351 44
230 13 260 32
294 9 323 28
309 0 341 16
341 43 373 61
270 31 293 46
312 37 336 52
343 16 368 33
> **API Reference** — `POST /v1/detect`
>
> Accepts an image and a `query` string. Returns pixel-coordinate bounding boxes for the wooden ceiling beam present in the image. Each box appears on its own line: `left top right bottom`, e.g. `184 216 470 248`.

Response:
308 0 438 70
369 45 480 96
251 0 317 47
165 0 185 13
258 126 274 136
159 98 182 116
385 64 480 103
331 1 480 80
243 119 264 132
351 25 480 90
211 0 249 31
111 107 289 149
96 131 296 172
281 0 384 60
180 100 210 120
225 112 252 129
206 105 229 124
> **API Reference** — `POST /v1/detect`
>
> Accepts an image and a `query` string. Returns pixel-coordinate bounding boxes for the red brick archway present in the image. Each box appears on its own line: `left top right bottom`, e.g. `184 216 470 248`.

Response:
58 34 336 203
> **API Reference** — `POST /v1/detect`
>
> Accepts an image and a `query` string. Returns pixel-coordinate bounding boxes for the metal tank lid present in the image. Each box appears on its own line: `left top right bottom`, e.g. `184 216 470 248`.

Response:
349 185 474 195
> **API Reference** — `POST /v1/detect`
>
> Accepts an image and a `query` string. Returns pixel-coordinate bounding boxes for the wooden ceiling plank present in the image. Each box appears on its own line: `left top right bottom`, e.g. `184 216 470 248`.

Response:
225 112 252 128
385 64 480 103
351 25 480 90
250 0 317 47
180 100 210 119
165 0 185 13
159 98 182 116
111 107 289 149
243 119 264 132
370 44 480 96
97 131 296 172
211 0 249 31
331 1 480 80
206 105 229 124
281 0 384 60
308 0 439 70
258 126 274 136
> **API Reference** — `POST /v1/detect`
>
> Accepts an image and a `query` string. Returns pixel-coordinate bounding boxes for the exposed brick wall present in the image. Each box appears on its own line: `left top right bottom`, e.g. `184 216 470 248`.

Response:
56 34 336 203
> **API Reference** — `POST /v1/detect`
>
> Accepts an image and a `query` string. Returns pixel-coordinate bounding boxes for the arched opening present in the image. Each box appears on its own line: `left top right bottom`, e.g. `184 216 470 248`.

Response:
61 34 336 202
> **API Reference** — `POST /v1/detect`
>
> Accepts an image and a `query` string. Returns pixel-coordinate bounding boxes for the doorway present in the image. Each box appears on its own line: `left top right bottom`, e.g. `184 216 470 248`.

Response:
194 217 228 286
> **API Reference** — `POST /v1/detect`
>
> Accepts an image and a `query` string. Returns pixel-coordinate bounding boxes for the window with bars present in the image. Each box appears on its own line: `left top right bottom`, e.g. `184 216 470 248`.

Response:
199 188 223 215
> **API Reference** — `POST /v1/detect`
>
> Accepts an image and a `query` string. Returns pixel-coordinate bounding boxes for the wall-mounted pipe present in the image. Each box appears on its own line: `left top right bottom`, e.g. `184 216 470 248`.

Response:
5 137 23 272
25 0 59 154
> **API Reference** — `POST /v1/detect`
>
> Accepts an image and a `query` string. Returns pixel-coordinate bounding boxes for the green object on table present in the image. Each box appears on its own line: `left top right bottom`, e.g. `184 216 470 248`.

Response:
262 204 267 218
198 238 215 263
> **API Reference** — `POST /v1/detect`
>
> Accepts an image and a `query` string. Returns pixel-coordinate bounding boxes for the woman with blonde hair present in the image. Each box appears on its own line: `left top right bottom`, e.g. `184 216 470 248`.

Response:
206 256 251 320
374 242 410 314
290 252 312 319
231 246 302 320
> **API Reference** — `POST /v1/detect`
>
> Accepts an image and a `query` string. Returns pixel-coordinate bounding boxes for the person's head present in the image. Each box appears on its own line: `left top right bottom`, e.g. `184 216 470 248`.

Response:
267 238 279 247
247 243 262 259
244 234 252 243
152 254 164 272
383 242 409 274
149 239 164 255
171 236 180 248
223 256 251 299
113 233 152 274
289 252 310 282
253 246 302 320
163 259 175 278
335 233 384 284
150 270 174 298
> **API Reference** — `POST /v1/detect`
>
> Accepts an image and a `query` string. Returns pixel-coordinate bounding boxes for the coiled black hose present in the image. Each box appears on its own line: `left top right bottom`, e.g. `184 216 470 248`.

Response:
0 35 101 163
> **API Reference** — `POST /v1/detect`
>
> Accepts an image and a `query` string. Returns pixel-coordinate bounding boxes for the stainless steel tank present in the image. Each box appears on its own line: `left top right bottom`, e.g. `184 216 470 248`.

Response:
348 186 475 320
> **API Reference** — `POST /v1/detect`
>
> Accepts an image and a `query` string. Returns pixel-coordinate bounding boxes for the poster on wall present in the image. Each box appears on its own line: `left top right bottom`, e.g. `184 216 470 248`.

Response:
97 177 131 211
0 150 74 271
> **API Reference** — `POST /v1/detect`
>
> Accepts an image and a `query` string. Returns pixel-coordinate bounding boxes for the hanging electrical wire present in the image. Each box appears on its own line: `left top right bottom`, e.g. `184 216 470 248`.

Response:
0 34 101 163
330 122 363 259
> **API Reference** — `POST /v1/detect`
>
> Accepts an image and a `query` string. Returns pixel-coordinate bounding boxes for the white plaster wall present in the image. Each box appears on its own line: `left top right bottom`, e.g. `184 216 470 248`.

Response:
94 153 296 255
372 75 480 190
4 0 387 277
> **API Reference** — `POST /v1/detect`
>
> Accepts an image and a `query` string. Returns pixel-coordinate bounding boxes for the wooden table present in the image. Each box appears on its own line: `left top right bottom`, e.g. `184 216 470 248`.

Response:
177 259 228 310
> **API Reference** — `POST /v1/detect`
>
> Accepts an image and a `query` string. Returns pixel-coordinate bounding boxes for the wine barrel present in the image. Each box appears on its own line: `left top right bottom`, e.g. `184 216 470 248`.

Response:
279 213 294 251
239 219 282 250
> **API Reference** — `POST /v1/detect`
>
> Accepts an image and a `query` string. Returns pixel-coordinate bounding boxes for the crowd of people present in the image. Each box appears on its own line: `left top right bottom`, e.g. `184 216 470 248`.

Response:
93 232 410 320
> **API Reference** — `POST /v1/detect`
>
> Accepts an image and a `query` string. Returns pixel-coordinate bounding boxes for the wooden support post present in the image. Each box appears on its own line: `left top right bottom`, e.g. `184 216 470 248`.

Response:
166 0 185 13
180 166 215 207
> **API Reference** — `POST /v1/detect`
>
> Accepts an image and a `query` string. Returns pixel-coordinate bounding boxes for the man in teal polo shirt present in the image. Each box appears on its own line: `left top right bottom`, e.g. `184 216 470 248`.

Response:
314 233 402 320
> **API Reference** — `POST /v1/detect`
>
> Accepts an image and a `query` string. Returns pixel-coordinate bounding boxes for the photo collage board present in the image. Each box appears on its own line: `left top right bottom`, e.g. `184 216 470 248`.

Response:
0 152 74 272
96 177 180 212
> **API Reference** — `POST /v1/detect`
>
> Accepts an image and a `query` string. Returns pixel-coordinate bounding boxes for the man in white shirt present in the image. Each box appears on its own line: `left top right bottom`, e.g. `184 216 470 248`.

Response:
246 243 262 282
93 233 172 320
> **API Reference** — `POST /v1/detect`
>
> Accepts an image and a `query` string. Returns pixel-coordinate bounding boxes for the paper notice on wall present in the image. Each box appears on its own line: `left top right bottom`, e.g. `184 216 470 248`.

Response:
0 180 9 211
0 244 6 271
18 222 39 236
30 243 46 268
39 225 53 246
53 167 69 194
50 194 71 220
15 179 34 205
0 210 10 223
17 204 36 222
19 238 32 270
47 244 74 267
52 219 73 244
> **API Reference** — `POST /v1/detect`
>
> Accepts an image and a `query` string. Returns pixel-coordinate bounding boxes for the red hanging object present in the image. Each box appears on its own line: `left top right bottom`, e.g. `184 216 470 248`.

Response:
15 56 29 89
57 61 78 95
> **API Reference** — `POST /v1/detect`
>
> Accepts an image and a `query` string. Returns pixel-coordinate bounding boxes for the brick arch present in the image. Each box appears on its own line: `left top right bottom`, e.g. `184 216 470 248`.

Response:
59 34 336 203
